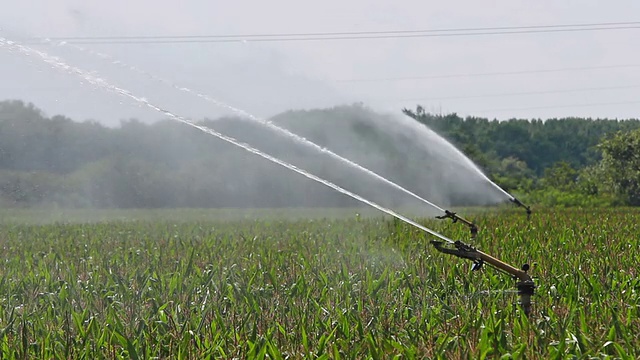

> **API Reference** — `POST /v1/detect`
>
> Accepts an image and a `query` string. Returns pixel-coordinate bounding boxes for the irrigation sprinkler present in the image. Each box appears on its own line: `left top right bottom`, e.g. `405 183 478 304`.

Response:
510 197 532 219
6 34 540 324
430 240 535 316
436 209 479 239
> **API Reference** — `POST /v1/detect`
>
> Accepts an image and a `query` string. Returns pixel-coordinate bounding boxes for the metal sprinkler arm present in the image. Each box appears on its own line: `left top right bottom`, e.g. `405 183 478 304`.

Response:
436 210 479 238
431 240 535 316
509 197 532 219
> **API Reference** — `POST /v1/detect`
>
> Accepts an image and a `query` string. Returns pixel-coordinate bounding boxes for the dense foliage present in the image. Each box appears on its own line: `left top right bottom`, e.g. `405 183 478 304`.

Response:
0 100 364 209
2 99 640 208
0 208 637 358
404 106 640 176
598 130 640 206
404 107 640 206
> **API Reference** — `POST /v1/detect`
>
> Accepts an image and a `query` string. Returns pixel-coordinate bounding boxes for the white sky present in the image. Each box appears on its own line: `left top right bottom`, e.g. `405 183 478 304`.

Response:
1 1 639 125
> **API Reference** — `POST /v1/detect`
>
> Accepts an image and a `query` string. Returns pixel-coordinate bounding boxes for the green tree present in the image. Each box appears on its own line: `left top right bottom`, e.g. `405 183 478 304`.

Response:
598 129 640 205
492 157 535 192
541 161 578 192
403 106 640 176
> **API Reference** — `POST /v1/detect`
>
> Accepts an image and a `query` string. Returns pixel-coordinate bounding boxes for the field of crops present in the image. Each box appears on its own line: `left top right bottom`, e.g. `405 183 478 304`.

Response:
0 207 638 358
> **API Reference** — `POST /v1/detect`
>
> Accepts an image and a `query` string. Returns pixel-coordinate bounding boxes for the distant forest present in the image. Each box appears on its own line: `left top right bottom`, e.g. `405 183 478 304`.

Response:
1 99 640 209
403 106 640 206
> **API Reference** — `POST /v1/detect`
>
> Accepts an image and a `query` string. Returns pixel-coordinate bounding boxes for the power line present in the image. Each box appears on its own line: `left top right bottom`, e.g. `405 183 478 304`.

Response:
338 64 640 83
20 22 640 45
4 83 640 104
469 99 640 114
26 20 640 40
394 84 640 102
49 26 640 44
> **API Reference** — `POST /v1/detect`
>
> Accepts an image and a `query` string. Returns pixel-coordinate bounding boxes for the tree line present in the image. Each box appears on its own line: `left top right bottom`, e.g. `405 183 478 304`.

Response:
1 99 639 209
404 106 640 206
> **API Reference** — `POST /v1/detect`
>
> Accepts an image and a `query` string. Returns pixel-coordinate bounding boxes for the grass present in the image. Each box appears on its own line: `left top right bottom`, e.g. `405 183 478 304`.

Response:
0 207 638 358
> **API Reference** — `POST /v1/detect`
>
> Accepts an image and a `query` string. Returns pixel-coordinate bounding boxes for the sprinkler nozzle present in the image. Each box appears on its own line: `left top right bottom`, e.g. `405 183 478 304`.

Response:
436 210 479 239
430 239 536 316
510 197 532 218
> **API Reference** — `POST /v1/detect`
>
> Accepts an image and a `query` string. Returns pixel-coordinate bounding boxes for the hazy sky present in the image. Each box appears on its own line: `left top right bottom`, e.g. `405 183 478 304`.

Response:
1 1 639 125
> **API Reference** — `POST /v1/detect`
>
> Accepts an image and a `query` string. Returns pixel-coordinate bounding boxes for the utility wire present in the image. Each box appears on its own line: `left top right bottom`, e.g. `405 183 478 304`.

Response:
470 99 640 114
4 83 640 106
19 22 640 44
394 84 640 102
338 64 640 82
25 20 640 40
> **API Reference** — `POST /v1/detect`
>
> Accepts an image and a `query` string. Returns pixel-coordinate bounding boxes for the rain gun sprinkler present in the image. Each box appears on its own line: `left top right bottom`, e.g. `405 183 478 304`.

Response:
436 209 479 239
3 35 536 318
430 240 535 316
435 198 530 234
510 197 532 219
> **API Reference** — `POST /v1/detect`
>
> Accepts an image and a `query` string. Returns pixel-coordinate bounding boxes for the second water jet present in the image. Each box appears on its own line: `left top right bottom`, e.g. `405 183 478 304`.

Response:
43 39 520 221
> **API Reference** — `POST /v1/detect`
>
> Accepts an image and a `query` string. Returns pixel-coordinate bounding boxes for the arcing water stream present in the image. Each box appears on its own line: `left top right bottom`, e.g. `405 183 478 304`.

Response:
41 39 448 214
72 41 512 202
0 36 455 244
2 37 539 316
45 38 515 208
393 114 515 200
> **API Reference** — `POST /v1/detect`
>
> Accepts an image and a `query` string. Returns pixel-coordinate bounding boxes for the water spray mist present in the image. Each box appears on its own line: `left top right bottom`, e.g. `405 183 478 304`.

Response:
0 36 537 317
